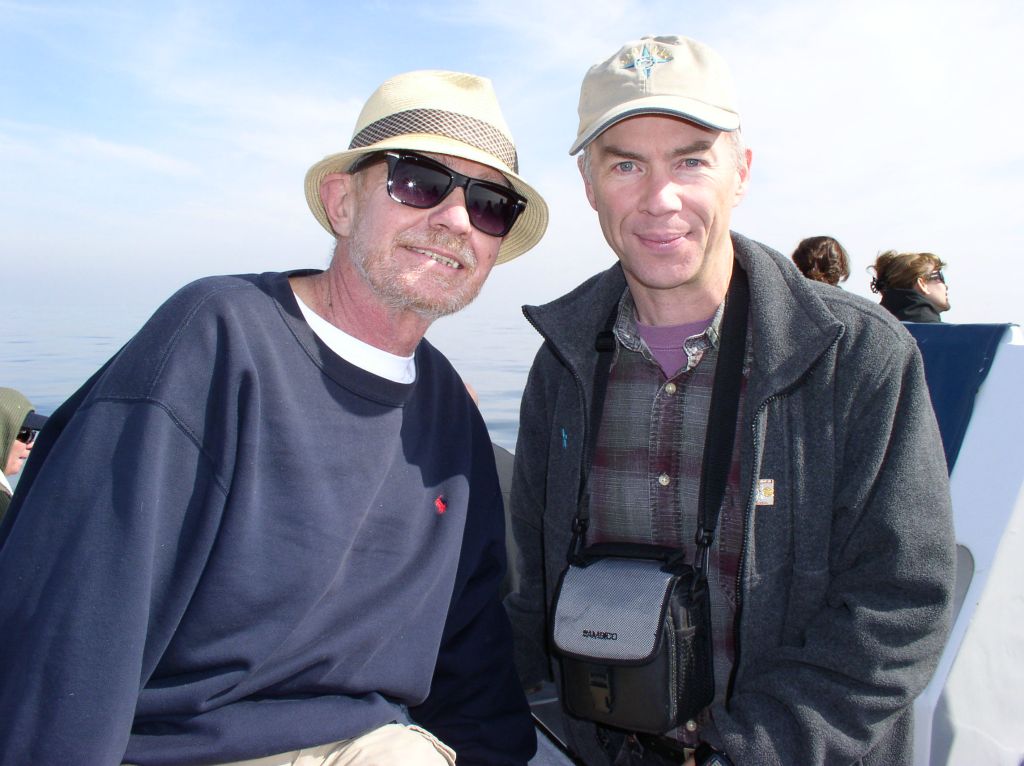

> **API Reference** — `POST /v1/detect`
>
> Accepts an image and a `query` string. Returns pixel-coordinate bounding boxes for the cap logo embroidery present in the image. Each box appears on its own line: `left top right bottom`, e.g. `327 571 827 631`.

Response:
621 43 672 79
434 495 447 515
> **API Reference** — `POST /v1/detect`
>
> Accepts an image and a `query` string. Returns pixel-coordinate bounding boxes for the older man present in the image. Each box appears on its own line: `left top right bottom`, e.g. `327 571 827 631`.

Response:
0 70 547 766
506 36 955 765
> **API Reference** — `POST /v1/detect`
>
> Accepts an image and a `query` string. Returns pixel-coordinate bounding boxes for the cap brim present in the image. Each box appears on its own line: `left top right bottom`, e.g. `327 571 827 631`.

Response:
570 96 740 155
22 411 47 430
304 136 548 265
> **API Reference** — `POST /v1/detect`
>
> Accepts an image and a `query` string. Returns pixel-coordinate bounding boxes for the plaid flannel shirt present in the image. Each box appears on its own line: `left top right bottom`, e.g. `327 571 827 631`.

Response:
588 289 748 742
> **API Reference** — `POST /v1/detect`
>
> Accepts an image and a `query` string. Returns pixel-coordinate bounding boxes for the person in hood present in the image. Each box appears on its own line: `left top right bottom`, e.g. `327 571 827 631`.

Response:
0 387 46 523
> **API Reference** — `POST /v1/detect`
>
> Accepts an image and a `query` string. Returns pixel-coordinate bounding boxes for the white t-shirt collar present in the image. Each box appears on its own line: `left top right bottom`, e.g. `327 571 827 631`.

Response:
293 292 416 384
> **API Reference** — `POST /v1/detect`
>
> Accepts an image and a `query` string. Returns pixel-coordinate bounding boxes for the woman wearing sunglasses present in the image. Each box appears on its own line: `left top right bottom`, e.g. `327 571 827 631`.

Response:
0 386 46 523
870 249 951 323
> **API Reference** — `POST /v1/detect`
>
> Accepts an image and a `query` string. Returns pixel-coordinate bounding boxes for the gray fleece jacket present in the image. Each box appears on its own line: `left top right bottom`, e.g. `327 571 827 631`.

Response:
505 233 956 765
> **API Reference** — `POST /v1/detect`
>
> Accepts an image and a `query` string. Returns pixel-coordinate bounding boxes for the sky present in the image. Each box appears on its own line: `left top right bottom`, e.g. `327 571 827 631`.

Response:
2 0 1023 375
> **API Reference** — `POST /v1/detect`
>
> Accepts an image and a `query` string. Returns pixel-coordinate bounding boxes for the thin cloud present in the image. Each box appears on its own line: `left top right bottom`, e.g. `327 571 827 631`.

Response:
56 133 200 177
3 0 1023 329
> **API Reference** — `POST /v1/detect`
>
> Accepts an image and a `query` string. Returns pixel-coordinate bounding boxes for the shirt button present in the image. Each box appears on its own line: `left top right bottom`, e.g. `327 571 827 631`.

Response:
664 382 677 395
658 473 671 487
685 719 698 732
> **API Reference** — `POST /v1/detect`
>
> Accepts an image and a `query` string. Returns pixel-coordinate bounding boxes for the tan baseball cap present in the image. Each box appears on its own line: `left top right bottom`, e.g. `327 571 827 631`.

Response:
570 35 740 155
305 70 548 264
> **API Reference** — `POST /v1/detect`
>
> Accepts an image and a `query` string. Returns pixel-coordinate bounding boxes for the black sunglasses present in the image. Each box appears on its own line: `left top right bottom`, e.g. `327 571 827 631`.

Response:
924 270 946 285
370 151 527 238
16 427 38 445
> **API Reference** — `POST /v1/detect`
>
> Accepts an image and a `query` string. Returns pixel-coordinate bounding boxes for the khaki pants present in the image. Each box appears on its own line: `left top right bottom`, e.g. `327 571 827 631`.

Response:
142 724 457 766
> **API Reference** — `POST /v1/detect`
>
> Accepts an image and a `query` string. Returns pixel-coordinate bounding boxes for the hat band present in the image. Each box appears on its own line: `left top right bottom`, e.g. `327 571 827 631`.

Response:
349 108 519 173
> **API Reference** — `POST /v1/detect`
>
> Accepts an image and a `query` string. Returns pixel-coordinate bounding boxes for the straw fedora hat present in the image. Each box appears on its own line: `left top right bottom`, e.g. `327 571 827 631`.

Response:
305 70 548 264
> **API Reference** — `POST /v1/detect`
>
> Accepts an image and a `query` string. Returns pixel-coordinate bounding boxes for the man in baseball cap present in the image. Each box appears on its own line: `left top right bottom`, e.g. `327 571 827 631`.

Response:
507 35 954 766
0 70 546 765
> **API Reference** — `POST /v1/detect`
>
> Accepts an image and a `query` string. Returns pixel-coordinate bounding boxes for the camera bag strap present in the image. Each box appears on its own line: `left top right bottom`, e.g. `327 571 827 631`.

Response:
567 261 750 582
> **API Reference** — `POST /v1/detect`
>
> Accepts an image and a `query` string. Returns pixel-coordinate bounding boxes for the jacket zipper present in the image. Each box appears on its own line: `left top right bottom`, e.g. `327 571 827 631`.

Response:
725 332 841 704
521 309 593 507
726 393 774 703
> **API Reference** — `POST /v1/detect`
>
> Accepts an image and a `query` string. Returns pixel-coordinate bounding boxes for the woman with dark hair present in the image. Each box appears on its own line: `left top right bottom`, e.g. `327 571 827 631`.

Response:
870 250 950 323
790 235 850 286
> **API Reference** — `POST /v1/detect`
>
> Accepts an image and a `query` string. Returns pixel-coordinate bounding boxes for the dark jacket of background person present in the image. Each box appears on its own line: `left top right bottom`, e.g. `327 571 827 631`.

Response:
790 235 850 286
505 233 956 765
880 288 943 323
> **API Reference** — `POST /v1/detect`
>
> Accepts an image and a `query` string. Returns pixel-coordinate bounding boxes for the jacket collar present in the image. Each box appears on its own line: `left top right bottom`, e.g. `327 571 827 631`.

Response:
880 288 942 323
523 232 844 404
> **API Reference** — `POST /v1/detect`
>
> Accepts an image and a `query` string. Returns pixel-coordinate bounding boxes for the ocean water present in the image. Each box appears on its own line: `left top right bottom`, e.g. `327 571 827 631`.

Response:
429 310 542 451
2 305 136 413
1 294 542 463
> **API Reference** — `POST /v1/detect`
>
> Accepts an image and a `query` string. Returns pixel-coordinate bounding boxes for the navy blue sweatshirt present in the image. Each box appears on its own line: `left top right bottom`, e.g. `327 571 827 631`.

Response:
0 271 533 765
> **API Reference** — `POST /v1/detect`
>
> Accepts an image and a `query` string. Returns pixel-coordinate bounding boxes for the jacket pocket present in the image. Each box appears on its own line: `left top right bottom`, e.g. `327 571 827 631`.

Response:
781 566 829 646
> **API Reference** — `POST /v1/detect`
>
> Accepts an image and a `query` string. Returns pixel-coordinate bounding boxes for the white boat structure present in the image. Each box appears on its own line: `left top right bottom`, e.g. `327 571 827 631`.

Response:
908 323 1024 765
495 323 1024 765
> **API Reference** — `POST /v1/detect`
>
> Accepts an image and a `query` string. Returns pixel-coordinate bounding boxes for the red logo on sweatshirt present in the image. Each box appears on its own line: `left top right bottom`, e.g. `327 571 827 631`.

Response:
434 496 447 515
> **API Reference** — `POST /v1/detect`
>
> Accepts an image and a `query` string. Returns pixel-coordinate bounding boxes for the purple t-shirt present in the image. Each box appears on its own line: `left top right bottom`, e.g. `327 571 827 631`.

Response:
637 317 714 378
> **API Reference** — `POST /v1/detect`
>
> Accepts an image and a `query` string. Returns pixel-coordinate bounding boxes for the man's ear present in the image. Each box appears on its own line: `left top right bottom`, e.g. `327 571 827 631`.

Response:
320 172 357 237
578 155 598 211
733 147 753 207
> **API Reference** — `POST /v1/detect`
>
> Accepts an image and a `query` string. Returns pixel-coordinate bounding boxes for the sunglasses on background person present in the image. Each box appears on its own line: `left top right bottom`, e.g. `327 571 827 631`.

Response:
357 151 527 238
924 270 946 285
16 427 39 446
